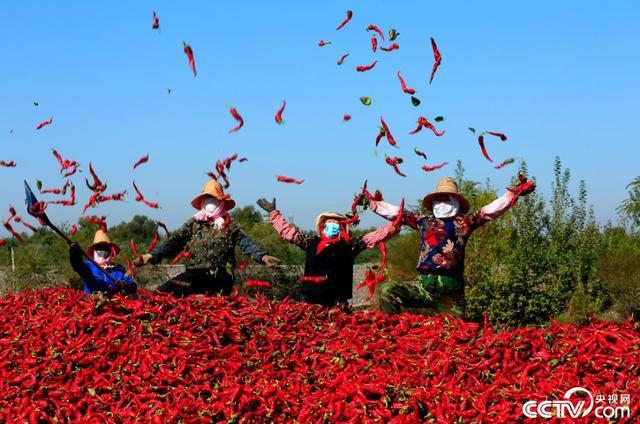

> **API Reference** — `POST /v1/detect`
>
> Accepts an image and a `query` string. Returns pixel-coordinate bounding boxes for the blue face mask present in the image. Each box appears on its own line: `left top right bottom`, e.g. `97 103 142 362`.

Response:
322 222 341 238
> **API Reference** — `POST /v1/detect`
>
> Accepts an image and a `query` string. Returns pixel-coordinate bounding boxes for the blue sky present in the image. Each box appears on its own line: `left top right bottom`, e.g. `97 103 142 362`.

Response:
1 1 639 235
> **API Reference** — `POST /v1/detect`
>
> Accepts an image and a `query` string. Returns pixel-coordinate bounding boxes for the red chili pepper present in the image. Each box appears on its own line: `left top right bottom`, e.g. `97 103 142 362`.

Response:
336 10 353 30
336 53 349 65
375 126 386 147
170 250 190 265
0 239 6 247
85 162 106 192
183 42 196 77
133 181 160 209
276 175 304 184
0 160 16 167
146 232 159 252
494 158 515 169
237 261 249 271
2 221 24 242
396 71 415 95
129 240 143 261
299 275 327 284
125 255 138 279
356 60 378 72
274 100 286 125
133 154 149 169
96 190 126 203
48 184 76 206
371 36 378 53
379 117 397 146
151 11 160 30
357 270 386 301
366 24 385 40
318 40 332 47
12 216 37 233
477 135 493 162
70 224 78 236
421 117 445 137
385 156 406 177
246 280 272 289
85 216 107 232
486 131 508 141
228 107 244 133
380 43 399 52
378 242 388 269
429 37 442 84
342 114 351 122
422 162 449 172
36 117 53 130
414 148 427 160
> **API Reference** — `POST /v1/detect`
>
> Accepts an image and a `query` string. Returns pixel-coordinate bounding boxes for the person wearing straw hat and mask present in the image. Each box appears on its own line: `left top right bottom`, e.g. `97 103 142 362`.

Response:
368 175 535 318
69 230 137 296
256 197 400 306
137 179 280 297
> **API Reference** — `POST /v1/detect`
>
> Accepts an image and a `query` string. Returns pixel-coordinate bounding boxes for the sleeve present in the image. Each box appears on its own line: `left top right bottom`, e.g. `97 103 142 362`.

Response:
233 226 267 263
466 190 517 231
268 210 310 249
82 262 112 294
361 222 400 248
69 247 93 281
149 220 192 264
370 200 420 230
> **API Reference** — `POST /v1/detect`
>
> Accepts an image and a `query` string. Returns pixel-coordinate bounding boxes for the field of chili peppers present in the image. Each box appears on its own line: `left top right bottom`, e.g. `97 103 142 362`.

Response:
1 288 638 423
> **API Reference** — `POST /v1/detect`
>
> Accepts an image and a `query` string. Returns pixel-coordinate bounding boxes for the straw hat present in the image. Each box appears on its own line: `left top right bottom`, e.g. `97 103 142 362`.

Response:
422 177 470 214
191 179 236 211
315 212 351 236
87 230 120 257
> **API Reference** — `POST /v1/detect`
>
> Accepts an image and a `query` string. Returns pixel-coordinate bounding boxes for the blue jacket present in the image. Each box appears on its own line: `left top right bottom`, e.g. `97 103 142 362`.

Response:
70 248 137 295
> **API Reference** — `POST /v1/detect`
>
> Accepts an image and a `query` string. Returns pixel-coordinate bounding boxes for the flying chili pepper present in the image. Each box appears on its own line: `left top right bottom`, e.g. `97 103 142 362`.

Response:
357 270 387 301
48 184 76 206
414 148 427 160
183 42 197 77
228 107 244 133
494 158 515 169
85 162 107 193
156 221 170 238
124 256 138 279
371 36 378 53
366 24 385 40
299 275 327 284
97 191 126 203
337 53 349 65
375 126 386 147
85 216 107 233
275 100 286 125
151 11 160 30
429 37 442 84
237 261 249 271
36 118 53 130
133 154 149 170
356 60 378 72
2 221 24 242
12 216 37 233
276 175 304 184
388 28 399 41
486 131 508 141
385 156 406 177
0 161 16 167
378 242 388 269
422 117 445 137
146 232 159 252
129 240 143 262
318 40 331 47
380 43 399 52
170 250 190 266
336 10 353 30
422 162 449 172
52 149 79 176
360 96 372 106
396 71 416 95
246 280 272 289
133 181 160 209
411 96 421 107
379 117 397 146
477 135 493 162
70 225 78 236
342 114 351 122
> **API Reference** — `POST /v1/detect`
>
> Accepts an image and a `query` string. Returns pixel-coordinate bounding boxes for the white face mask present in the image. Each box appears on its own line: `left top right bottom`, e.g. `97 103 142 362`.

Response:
93 248 111 266
432 195 460 218
203 197 221 213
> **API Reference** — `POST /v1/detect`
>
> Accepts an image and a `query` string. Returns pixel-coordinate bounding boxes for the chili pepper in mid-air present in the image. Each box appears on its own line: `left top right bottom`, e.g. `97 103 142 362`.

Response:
385 156 406 177
246 280 272 289
129 241 143 261
0 161 16 167
422 162 449 172
414 148 427 160
237 261 249 271
486 131 508 141
276 175 304 185
36 118 53 130
388 28 399 41
342 114 351 122
380 43 399 52
379 117 397 146
410 117 445 136
156 221 170 238
378 241 388 269
336 10 353 30
183 42 196 77
366 24 384 40
396 71 415 95
52 149 79 176
133 182 160 209
85 216 107 233
477 135 493 162
2 221 24 242
170 250 190 266
48 184 76 206
228 107 244 133
151 11 160 30
96 190 126 203
337 53 349 65
299 275 327 284
12 216 37 233
133 154 149 169
85 162 107 193
124 256 137 279
360 96 372 106
70 225 78 236
275 100 286 125
411 96 421 107
494 158 515 169
357 270 387 301
146 232 159 252
429 37 442 84
375 126 386 147
318 40 331 47
371 36 378 53
356 60 378 72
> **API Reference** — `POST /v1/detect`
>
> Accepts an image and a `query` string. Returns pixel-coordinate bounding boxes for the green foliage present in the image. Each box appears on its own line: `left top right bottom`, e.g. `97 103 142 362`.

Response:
617 176 640 231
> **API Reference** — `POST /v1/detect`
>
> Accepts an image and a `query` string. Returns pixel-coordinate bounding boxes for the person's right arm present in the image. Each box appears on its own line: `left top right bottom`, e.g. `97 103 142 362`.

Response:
69 242 93 280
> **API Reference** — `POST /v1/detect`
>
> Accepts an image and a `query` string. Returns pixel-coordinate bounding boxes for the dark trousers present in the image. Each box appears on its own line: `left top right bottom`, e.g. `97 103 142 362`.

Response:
156 269 234 297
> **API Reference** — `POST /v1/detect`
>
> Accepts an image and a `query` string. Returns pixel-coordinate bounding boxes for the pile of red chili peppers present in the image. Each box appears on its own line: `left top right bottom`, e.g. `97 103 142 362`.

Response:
0 288 638 422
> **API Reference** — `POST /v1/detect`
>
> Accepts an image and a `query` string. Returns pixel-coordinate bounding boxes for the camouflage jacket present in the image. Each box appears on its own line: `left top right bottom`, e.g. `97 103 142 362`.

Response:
150 218 267 270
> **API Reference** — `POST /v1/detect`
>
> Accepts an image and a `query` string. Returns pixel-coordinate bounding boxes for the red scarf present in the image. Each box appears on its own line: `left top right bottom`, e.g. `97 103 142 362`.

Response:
316 230 350 255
